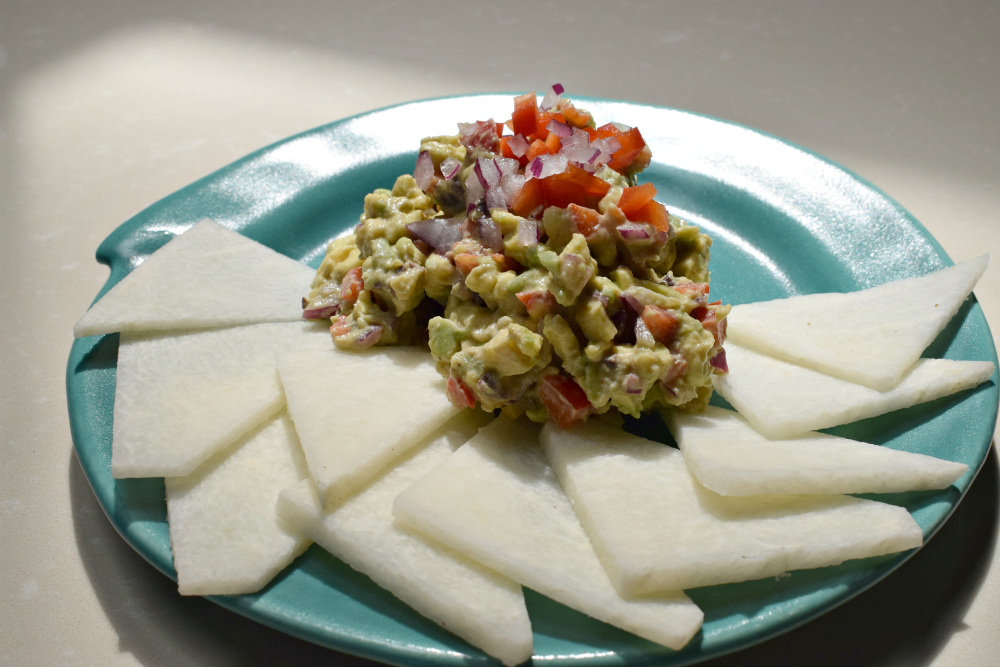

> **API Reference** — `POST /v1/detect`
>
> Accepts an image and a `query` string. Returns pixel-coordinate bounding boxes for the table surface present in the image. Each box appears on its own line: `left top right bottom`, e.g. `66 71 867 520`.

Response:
2 2 999 665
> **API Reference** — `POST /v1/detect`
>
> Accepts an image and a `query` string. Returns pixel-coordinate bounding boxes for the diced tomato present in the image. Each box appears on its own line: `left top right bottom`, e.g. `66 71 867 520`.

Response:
630 199 670 232
561 105 593 129
539 374 592 428
453 253 480 276
544 132 562 154
329 315 352 337
516 290 556 318
500 136 529 168
641 305 679 345
511 178 546 217
526 138 551 162
566 203 601 236
617 183 657 218
541 165 611 209
532 111 566 141
595 122 620 138
446 376 477 408
674 282 709 297
340 267 364 303
512 92 539 137
608 127 646 172
492 253 523 273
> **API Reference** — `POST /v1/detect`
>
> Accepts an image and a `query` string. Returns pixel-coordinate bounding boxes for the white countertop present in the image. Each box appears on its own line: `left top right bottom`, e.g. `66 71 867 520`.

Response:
2 2 998 665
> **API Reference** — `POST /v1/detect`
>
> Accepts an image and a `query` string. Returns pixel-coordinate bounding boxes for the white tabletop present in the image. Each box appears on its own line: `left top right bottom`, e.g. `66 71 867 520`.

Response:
2 2 998 665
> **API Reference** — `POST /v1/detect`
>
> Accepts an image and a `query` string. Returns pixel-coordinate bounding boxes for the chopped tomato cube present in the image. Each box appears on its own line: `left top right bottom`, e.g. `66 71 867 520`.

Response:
500 136 529 168
562 105 593 129
541 164 611 209
630 199 670 232
453 253 480 276
539 374 592 428
446 376 477 408
566 203 601 236
608 127 646 172
516 290 556 318
674 282 709 297
526 138 551 162
340 267 364 303
617 183 657 218
544 132 562 154
532 111 566 141
641 305 679 345
511 178 546 217
329 315 352 337
512 92 539 137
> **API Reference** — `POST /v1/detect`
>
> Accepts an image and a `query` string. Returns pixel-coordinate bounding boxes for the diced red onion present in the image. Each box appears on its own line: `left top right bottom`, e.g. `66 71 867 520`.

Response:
486 185 507 211
517 219 538 247
552 83 565 95
621 293 645 315
477 216 503 251
655 230 670 243
592 136 622 155
406 218 464 253
546 119 572 138
537 154 568 178
586 148 602 164
618 223 652 240
501 172 526 205
355 326 382 350
440 157 461 180
529 157 544 178
476 157 501 188
509 134 529 157
495 157 520 177
302 303 340 320
465 170 485 206
635 316 655 347
710 348 729 373
624 373 644 394
414 151 434 191
540 84 564 111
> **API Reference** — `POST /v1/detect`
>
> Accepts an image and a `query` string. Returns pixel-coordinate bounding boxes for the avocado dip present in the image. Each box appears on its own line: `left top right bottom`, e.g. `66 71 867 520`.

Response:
303 86 730 428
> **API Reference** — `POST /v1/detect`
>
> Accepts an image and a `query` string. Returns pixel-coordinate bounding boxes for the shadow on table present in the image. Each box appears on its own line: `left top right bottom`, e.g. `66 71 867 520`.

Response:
68 451 379 667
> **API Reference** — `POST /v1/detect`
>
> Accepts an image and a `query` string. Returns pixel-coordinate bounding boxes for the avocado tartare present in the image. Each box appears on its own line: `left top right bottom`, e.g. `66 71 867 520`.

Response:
303 87 730 427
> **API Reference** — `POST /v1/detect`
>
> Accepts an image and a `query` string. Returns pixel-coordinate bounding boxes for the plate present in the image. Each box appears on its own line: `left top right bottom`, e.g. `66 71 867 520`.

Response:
67 94 998 665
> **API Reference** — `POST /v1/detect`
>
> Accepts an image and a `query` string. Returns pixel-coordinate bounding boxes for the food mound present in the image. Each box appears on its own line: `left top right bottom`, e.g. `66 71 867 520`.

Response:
303 86 730 427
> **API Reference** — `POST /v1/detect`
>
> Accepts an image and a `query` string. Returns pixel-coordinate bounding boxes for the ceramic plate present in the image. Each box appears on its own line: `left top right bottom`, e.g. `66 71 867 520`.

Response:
66 94 998 666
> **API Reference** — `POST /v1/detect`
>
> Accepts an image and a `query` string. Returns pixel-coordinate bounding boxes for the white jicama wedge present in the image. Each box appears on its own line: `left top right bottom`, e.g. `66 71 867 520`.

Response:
540 420 924 596
393 418 704 652
276 410 532 667
112 321 332 478
278 348 460 509
74 219 316 338
725 255 988 390
664 405 968 496
714 342 995 439
165 412 311 595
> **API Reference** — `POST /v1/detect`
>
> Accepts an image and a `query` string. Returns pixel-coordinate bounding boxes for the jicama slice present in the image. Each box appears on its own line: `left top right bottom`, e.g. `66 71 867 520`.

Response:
714 342 995 439
278 348 460 509
112 321 332 478
74 219 315 337
166 412 311 595
665 405 968 495
540 420 924 596
725 255 988 390
276 410 532 667
392 418 704 651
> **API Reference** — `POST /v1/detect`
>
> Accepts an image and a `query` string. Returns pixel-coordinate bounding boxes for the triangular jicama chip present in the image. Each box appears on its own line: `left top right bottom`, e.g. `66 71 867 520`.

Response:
112 321 332 478
74 219 315 337
540 420 923 595
713 342 994 439
664 406 968 495
278 348 460 510
165 412 311 595
393 418 704 651
725 255 988 390
276 411 533 667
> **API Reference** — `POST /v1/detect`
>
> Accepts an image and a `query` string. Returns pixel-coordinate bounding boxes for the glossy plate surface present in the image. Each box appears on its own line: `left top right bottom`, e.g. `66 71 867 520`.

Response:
67 94 998 666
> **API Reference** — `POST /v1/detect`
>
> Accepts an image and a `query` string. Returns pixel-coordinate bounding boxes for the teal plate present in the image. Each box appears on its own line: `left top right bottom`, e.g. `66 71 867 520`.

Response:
67 94 998 666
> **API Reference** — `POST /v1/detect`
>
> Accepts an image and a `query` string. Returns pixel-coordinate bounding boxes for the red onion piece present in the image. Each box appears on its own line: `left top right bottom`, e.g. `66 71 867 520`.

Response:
496 157 520 177
355 326 382 350
440 157 461 180
621 293 645 315
517 219 538 247
552 83 565 95
710 348 729 372
414 151 434 191
501 172 526 206
537 154 568 178
302 303 340 320
486 186 507 211
547 119 572 138
593 136 622 155
406 218 464 253
465 170 485 206
624 373 644 394
509 134 529 157
476 157 501 188
635 316 655 347
529 157 544 178
477 216 504 251
618 223 652 240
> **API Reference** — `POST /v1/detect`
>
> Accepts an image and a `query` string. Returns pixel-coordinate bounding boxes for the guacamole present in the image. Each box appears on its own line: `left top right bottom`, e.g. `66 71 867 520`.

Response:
303 88 730 427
